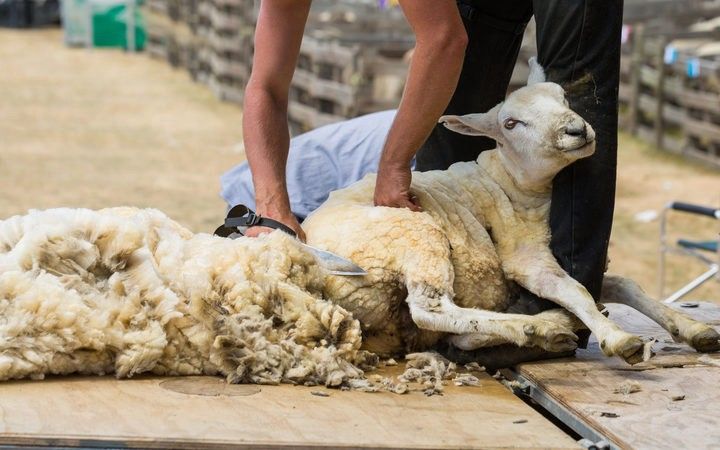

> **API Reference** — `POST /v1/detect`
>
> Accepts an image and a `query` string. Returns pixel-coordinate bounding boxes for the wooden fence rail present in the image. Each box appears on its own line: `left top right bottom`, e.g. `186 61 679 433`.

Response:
142 0 414 135
620 1 720 168
142 0 720 167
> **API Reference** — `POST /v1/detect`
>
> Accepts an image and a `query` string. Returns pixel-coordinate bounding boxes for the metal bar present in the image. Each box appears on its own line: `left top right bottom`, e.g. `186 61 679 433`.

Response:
662 244 717 266
127 0 136 52
658 201 720 300
503 370 620 450
628 24 645 135
659 205 669 298
645 29 720 40
0 446 104 450
669 202 720 219
674 246 717 266
664 265 719 304
86 0 94 49
655 36 667 150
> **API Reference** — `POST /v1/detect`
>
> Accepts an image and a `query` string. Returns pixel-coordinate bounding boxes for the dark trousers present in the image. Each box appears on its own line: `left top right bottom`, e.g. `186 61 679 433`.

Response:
417 0 624 307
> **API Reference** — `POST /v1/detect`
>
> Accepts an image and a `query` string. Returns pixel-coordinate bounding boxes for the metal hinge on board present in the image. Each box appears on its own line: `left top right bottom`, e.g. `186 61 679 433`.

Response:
501 370 620 450
578 438 611 450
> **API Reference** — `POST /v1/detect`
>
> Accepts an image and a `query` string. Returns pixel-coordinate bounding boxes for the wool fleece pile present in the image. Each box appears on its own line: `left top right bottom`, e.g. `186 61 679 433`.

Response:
0 207 376 386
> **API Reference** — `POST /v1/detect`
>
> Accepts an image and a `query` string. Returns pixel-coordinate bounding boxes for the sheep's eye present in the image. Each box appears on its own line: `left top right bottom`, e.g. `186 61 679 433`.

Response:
504 118 521 130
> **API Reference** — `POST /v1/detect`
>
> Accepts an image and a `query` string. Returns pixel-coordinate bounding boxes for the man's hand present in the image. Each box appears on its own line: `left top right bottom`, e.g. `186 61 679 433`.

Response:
374 162 422 212
244 205 306 242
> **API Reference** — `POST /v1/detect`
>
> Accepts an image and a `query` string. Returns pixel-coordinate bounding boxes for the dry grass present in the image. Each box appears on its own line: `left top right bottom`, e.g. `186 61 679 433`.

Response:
1 29 718 301
0 29 244 232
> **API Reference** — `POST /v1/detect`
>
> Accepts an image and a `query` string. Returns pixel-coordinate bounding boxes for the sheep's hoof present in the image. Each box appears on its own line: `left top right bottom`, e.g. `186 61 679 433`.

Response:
616 336 645 365
544 330 579 353
600 333 645 365
690 327 720 353
524 321 578 352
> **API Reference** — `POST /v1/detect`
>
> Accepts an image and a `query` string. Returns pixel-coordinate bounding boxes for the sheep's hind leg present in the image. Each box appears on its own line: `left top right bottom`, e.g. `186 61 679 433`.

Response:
407 286 578 352
448 308 582 352
601 275 720 353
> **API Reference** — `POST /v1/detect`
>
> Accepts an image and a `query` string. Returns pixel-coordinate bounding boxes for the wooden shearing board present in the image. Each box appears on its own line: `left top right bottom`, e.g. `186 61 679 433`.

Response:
0 367 576 449
514 302 720 450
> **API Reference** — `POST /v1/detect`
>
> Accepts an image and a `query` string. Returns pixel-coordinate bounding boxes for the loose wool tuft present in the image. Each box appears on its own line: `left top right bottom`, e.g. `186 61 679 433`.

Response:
0 208 375 385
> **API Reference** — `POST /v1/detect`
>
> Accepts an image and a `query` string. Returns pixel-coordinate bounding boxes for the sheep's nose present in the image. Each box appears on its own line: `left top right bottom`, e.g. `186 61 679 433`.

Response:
565 119 587 139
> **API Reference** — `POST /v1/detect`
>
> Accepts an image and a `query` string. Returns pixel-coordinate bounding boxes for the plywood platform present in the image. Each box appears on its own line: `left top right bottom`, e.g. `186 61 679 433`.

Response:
0 367 576 449
513 302 720 450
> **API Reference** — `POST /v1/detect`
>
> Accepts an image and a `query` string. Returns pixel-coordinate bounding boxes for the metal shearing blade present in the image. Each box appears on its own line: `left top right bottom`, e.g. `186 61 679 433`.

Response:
300 243 367 276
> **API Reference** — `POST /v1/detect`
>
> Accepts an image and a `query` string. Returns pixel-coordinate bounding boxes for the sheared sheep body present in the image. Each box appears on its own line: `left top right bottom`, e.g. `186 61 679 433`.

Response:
305 60 720 362
304 152 556 355
0 208 372 384
304 153 516 354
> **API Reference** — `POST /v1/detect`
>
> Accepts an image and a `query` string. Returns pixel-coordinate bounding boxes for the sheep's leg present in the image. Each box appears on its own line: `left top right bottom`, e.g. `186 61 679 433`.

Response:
506 254 646 364
448 308 583 351
601 275 720 353
406 285 578 352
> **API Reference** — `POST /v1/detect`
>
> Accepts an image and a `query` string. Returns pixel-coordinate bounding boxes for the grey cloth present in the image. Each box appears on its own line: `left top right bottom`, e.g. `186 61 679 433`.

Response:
220 110 399 219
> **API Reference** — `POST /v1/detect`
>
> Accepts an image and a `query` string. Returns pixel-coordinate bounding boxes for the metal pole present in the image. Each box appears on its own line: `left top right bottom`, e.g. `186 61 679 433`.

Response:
86 0 93 49
664 265 719 303
126 0 136 52
628 24 645 135
659 205 669 299
655 36 667 150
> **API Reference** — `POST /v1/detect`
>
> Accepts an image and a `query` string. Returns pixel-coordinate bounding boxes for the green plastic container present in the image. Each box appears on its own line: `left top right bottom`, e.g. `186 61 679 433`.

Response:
62 0 145 50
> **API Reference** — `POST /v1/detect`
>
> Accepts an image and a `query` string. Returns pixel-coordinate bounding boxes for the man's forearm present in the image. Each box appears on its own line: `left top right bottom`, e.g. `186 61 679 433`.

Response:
380 36 466 171
380 0 466 171
243 82 292 216
241 0 310 230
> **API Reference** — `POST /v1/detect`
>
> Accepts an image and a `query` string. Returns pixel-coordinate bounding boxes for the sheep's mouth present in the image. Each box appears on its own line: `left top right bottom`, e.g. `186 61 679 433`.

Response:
563 140 595 154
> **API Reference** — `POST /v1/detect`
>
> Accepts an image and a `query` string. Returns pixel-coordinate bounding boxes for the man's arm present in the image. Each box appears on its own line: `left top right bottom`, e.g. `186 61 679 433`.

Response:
242 0 310 240
374 0 467 210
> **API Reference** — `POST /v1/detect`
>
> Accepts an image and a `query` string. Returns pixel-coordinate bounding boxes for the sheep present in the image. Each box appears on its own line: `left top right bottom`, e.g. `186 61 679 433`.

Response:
0 207 375 385
303 59 720 364
0 60 716 386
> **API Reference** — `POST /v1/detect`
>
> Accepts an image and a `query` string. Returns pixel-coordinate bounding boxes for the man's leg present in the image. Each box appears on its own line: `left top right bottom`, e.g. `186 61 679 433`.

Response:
534 0 624 301
423 1 623 362
414 1 533 171
417 1 566 365
533 0 623 347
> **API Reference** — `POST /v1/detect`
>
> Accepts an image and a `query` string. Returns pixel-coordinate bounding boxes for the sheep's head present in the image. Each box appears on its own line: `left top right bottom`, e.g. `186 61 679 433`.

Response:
439 58 596 190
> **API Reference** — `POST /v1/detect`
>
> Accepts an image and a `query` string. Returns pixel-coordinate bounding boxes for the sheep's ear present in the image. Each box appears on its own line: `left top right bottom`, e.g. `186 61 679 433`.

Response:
439 103 502 140
527 57 546 85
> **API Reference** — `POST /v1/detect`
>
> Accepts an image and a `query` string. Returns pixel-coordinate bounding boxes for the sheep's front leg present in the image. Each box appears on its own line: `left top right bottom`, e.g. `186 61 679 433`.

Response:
448 308 584 351
506 254 646 364
406 285 578 352
602 275 720 353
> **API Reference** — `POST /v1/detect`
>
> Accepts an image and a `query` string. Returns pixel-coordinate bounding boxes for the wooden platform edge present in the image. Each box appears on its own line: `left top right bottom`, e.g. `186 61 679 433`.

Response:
502 368 619 450
0 434 460 450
